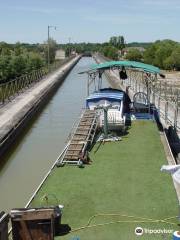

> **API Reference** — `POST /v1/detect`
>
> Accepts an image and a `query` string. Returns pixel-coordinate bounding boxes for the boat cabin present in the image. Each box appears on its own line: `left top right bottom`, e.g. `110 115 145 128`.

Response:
79 59 164 131
86 88 126 129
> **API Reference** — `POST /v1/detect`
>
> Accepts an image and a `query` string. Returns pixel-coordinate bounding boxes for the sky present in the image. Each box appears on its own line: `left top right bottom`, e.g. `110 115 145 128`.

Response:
0 0 180 44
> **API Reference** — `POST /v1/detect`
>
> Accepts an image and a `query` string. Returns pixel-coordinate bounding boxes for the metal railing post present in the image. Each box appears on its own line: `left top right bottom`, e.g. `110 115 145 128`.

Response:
165 101 168 124
174 102 178 129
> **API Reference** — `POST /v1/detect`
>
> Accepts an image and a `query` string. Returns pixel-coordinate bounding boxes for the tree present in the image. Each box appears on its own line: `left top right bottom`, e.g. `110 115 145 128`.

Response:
164 45 180 70
0 55 12 81
44 38 57 64
110 36 117 46
103 46 118 60
26 52 45 71
143 39 178 69
154 42 174 68
109 36 125 50
117 36 125 50
143 44 158 65
0 43 45 82
125 49 142 61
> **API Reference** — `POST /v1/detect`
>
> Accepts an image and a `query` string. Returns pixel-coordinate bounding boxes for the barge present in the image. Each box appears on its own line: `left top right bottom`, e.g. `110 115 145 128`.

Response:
2 60 180 239
31 61 180 239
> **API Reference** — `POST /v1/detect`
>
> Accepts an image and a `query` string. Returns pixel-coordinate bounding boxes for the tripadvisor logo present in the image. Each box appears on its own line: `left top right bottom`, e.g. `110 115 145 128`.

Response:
135 227 144 236
135 226 174 236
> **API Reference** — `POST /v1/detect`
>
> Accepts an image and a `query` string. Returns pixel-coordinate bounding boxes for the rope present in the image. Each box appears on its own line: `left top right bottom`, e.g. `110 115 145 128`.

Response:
69 213 178 234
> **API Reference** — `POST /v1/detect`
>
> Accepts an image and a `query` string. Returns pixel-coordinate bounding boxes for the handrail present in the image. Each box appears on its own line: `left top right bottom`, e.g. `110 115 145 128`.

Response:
0 57 74 105
94 53 180 131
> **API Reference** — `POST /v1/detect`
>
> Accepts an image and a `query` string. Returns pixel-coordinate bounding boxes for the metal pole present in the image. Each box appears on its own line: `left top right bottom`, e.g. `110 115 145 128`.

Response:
87 74 90 97
174 101 178 129
48 26 50 71
158 96 160 112
165 101 168 123
103 108 108 138
68 37 71 57
165 81 167 100
47 25 57 72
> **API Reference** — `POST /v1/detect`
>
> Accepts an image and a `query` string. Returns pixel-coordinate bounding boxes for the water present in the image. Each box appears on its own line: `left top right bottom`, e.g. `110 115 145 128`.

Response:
0 57 109 212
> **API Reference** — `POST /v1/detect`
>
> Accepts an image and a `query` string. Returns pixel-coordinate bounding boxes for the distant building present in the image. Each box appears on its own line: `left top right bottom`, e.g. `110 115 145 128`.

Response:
55 49 66 60
71 50 77 56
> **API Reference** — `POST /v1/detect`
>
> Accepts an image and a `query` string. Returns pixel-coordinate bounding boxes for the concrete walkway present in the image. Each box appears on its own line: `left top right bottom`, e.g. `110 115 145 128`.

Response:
0 56 80 146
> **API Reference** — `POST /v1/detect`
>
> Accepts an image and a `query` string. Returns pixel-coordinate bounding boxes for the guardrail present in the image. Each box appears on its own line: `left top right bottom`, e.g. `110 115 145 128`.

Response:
122 70 180 130
0 57 74 105
94 53 180 131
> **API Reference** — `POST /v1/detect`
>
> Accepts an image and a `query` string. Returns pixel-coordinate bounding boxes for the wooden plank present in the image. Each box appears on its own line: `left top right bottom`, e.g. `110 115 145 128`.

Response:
11 209 55 221
64 156 79 160
72 137 86 141
67 147 83 151
75 133 89 136
11 208 55 240
66 151 81 156
77 127 91 130
81 119 94 123
69 142 85 145
78 124 92 128
64 151 81 156
76 129 89 132
19 220 32 240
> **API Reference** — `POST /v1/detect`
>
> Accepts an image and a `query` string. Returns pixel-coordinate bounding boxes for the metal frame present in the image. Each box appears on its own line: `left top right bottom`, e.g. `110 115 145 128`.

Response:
59 110 98 165
0 57 74 105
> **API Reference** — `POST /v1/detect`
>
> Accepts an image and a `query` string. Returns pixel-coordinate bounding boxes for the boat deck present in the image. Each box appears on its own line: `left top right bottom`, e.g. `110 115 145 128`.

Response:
31 121 179 240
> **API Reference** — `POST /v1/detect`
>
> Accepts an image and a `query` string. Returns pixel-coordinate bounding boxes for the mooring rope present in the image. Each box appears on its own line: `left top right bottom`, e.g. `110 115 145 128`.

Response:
69 213 178 233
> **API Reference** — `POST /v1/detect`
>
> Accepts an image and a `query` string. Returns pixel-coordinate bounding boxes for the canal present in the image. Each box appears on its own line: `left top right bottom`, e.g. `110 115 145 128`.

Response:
0 57 109 212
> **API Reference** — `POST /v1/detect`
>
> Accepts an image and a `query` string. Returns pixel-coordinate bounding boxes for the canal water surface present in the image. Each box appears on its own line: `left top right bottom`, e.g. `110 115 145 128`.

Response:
0 57 109 212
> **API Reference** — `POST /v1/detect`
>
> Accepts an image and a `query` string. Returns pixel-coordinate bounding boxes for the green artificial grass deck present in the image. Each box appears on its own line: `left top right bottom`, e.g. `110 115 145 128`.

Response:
32 121 179 240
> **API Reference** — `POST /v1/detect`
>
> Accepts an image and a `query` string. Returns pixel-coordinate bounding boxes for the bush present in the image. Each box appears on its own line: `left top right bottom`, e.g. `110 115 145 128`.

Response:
125 49 142 61
0 46 45 82
103 46 118 60
143 40 179 69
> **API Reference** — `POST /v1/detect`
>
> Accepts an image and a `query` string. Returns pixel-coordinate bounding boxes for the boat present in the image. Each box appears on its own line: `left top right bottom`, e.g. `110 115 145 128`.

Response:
3 59 180 239
86 88 126 130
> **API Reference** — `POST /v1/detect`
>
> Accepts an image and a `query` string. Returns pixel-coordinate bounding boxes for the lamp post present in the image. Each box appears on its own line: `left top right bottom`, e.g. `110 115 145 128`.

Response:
68 37 71 57
47 25 56 71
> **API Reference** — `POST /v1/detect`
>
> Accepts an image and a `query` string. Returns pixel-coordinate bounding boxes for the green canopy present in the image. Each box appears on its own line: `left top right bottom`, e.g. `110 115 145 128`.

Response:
91 60 161 74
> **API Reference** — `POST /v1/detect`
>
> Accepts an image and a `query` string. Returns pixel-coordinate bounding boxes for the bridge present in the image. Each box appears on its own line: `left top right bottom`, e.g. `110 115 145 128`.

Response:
0 54 180 214
0 56 81 157
0 53 180 159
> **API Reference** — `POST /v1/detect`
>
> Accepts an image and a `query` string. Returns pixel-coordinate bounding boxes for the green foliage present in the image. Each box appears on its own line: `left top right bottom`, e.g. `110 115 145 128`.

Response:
0 42 45 82
109 35 125 50
44 38 57 63
0 55 13 81
26 52 45 71
125 49 142 61
143 39 180 70
127 42 152 49
9 55 27 77
103 46 118 60
164 45 180 70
